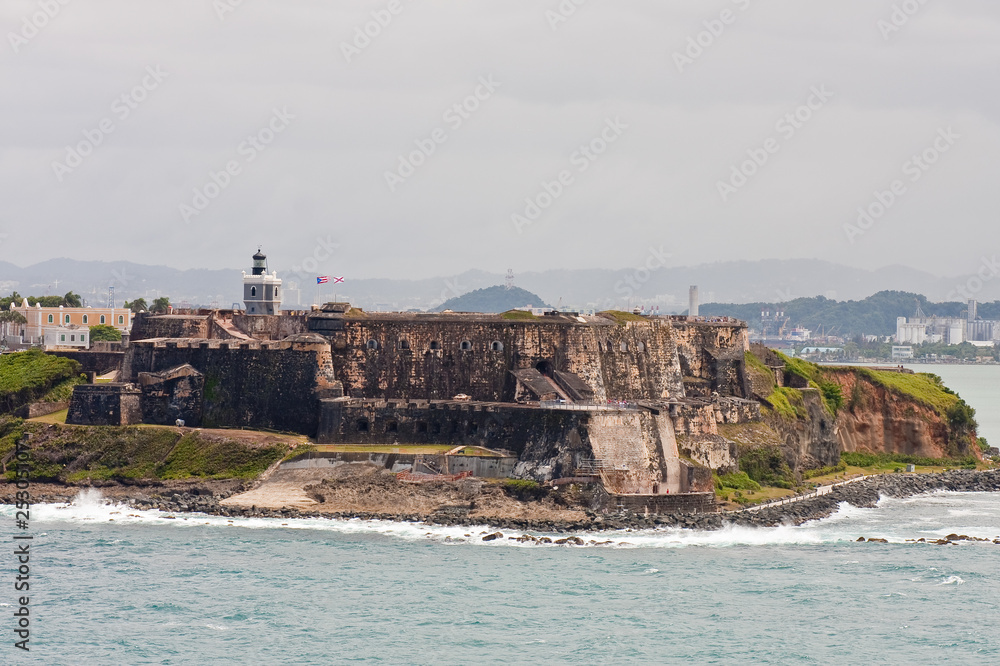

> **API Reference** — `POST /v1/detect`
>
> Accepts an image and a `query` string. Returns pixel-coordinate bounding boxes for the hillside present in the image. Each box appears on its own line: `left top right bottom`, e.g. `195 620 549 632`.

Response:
432 286 549 313
0 350 83 415
5 258 998 312
700 291 1000 337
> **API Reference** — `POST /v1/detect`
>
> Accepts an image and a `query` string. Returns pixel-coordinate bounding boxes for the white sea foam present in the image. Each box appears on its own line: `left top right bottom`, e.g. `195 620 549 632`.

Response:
4 489 999 550
937 576 965 586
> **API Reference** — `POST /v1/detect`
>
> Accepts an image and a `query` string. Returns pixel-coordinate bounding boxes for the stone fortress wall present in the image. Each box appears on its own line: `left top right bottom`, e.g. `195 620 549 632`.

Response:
76 307 755 508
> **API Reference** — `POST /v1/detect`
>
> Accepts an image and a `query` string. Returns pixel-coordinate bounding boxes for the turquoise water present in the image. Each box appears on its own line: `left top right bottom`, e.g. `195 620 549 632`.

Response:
3 365 998 664
3 492 999 664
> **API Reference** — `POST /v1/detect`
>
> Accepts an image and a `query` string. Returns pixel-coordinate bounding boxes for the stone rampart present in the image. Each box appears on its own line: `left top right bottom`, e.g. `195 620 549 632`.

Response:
67 384 142 426
124 338 328 434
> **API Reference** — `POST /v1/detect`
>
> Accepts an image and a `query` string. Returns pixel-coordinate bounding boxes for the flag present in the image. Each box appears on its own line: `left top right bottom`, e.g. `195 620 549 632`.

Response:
332 276 345 284
316 276 329 284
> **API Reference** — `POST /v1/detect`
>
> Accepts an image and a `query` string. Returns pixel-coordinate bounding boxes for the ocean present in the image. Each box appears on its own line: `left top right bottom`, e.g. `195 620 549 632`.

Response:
4 365 999 664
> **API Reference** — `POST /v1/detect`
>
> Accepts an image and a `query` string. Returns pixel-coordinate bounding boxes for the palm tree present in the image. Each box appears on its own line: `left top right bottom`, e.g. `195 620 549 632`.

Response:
0 309 27 342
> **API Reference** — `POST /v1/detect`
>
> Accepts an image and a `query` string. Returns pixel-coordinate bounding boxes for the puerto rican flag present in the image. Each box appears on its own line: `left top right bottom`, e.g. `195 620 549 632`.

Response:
316 276 329 284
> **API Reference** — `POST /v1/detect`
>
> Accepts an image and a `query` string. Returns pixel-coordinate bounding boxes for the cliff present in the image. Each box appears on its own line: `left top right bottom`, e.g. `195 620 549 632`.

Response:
740 346 981 480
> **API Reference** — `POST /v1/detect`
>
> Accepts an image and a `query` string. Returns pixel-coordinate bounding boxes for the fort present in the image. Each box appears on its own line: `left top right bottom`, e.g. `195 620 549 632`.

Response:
62 251 982 515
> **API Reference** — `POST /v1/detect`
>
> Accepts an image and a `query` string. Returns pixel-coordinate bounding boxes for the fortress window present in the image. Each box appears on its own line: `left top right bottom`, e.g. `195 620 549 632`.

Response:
416 421 428 434
491 341 503 352
460 340 472 351
398 340 410 350
637 341 645 352
356 419 369 432
366 339 379 350
597 342 602 352
100 315 106 324
251 286 257 297
429 340 441 350
386 421 398 433
620 342 628 352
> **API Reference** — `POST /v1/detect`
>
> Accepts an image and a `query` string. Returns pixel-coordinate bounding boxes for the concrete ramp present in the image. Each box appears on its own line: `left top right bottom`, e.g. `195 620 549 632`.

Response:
220 468 334 510
511 368 569 402
212 319 253 341
586 411 682 494
552 370 596 402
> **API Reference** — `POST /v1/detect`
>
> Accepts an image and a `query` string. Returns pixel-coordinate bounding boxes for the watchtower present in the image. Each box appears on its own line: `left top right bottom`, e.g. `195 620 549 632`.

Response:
242 248 282 315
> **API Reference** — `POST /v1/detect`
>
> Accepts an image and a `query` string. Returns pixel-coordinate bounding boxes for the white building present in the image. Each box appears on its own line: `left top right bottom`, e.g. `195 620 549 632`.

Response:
242 249 282 315
895 317 927 344
42 324 89 350
892 346 914 360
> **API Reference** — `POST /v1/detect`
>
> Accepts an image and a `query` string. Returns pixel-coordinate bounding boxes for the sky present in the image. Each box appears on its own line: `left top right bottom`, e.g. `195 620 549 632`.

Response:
2 0 999 285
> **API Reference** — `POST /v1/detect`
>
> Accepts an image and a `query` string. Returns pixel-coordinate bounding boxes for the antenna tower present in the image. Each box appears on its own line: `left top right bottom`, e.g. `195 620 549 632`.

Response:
505 269 514 291
107 285 115 309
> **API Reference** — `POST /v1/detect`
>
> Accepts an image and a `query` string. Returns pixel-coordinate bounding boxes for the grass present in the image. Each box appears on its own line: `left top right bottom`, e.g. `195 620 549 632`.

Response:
848 368 960 417
29 408 68 424
312 444 454 454
156 433 287 480
40 375 86 403
597 310 646 323
1 423 292 483
765 386 803 420
0 350 83 414
500 310 538 321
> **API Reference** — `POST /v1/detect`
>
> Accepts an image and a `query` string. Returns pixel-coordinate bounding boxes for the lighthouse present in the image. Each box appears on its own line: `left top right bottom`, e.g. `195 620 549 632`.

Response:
242 248 282 315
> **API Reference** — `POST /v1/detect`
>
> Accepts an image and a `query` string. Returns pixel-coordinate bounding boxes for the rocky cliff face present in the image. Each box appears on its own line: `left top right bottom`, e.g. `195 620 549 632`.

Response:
742 350 980 477
826 369 979 460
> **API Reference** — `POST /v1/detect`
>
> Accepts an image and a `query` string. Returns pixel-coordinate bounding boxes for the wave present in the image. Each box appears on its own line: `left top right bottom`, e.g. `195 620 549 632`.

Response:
3 490 999 550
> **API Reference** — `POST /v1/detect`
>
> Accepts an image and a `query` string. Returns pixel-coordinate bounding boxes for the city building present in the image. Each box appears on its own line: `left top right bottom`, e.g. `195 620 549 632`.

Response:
9 299 132 346
891 346 914 360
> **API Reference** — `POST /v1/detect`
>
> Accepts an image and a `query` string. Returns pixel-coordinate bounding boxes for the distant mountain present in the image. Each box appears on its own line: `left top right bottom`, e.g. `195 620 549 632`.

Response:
1 258 995 312
432 286 549 313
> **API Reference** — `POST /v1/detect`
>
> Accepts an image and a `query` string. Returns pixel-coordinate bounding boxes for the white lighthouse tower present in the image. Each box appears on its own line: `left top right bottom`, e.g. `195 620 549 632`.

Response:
242 248 282 315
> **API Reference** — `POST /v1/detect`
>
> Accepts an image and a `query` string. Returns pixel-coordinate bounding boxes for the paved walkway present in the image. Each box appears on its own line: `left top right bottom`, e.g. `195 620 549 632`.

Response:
733 474 874 513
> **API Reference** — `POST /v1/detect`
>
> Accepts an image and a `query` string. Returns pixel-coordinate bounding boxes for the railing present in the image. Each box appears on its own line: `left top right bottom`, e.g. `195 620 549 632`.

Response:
539 400 640 411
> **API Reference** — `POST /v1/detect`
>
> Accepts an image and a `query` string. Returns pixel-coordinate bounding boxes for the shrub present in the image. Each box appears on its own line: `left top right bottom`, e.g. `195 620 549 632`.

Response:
715 471 761 491
818 381 844 414
502 479 547 501
739 446 795 488
946 399 977 432
802 462 847 479
841 451 978 468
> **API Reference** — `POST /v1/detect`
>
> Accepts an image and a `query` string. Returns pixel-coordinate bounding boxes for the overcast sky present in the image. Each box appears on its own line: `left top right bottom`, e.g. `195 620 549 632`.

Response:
2 0 998 283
